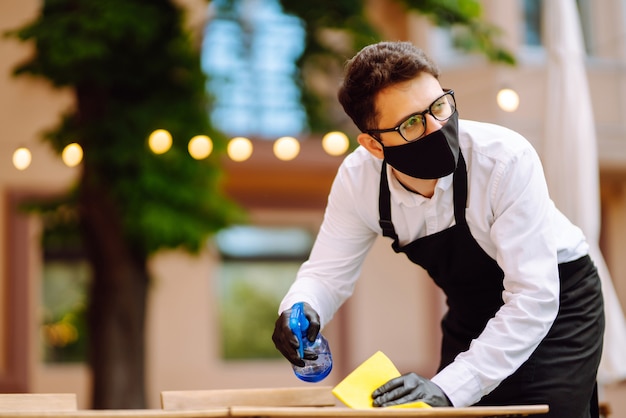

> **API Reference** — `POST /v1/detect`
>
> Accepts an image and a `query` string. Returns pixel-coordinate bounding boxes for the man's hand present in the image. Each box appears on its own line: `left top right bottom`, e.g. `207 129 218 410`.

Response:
372 373 452 407
272 302 321 367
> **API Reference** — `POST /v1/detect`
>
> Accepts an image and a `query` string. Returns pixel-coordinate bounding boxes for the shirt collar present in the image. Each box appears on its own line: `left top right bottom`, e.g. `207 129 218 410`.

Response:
386 163 454 207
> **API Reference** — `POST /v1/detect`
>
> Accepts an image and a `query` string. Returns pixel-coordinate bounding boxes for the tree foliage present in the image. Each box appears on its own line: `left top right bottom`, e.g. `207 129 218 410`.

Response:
399 0 516 64
278 0 515 132
9 0 241 258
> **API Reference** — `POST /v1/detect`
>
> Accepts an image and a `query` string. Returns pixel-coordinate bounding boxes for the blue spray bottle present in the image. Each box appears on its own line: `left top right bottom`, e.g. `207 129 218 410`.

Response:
289 302 333 382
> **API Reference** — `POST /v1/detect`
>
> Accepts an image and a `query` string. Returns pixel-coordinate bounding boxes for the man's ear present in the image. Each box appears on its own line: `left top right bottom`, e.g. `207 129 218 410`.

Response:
357 133 384 159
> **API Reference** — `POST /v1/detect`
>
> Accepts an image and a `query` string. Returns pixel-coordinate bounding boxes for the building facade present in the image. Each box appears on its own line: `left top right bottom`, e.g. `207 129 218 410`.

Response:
1 0 626 414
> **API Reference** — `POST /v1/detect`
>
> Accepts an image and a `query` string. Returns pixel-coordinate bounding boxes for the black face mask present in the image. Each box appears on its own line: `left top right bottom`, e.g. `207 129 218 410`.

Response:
382 112 459 180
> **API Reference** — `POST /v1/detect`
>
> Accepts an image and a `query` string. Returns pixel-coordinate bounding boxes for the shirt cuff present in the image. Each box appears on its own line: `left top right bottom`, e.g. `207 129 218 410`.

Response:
431 361 484 407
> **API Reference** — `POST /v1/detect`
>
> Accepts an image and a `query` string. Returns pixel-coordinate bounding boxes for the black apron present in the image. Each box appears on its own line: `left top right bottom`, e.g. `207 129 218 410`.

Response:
378 153 604 418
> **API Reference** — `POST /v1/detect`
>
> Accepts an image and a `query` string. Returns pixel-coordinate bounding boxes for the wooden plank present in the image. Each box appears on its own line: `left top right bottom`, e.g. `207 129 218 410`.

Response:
0 409 228 417
228 404 550 418
0 394 77 412
161 387 336 410
0 404 549 418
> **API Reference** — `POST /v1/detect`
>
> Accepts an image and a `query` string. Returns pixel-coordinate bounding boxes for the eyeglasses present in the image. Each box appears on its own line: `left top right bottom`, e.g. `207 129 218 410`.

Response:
367 90 456 143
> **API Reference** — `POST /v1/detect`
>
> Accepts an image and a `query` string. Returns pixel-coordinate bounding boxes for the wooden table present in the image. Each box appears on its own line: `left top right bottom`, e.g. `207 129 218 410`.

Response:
229 405 549 418
0 409 229 418
0 405 549 418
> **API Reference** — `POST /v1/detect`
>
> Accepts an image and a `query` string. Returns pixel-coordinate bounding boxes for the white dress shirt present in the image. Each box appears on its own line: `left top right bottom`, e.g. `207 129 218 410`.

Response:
279 119 588 407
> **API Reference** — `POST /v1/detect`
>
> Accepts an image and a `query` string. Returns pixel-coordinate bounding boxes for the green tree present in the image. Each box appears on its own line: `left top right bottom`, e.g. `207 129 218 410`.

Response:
8 0 240 409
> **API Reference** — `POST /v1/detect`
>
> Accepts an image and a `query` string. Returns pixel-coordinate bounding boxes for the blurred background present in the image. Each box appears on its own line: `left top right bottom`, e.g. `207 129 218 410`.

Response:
1 0 626 415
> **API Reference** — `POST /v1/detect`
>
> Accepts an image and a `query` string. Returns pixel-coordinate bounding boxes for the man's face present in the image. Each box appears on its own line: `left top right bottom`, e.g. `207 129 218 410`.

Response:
373 73 447 147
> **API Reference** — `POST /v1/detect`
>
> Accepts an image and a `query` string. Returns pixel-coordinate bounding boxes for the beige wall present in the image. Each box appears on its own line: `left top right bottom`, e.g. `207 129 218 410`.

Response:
1 0 78 395
2 0 626 415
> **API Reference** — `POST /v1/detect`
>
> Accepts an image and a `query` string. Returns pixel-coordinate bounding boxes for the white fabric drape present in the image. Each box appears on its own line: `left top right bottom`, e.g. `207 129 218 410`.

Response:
542 0 626 384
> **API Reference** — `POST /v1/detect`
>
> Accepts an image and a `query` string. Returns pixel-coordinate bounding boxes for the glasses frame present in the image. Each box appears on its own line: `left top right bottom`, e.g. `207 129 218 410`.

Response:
367 89 456 143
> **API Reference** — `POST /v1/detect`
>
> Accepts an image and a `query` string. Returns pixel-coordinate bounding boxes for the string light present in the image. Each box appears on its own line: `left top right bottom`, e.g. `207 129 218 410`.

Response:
12 130 356 169
273 136 300 161
62 143 83 167
322 131 350 156
497 88 520 112
12 147 32 170
227 137 253 162
188 135 213 160
148 129 172 154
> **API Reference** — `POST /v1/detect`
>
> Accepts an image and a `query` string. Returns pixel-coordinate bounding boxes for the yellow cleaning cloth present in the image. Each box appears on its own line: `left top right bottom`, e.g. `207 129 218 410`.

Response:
331 351 431 409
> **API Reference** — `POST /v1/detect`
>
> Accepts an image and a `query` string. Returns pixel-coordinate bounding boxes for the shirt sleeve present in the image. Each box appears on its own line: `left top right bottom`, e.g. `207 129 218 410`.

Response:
431 146 561 406
279 161 379 327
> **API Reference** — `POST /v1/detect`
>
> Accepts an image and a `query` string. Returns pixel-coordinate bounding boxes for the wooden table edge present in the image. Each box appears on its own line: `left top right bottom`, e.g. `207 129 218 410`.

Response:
228 405 549 417
0 409 230 418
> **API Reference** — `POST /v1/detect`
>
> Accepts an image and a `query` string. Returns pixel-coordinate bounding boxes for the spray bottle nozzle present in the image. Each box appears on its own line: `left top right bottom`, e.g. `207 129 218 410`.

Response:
289 302 309 359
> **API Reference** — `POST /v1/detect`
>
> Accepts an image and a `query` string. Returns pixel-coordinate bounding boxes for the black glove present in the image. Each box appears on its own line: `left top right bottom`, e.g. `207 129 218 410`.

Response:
372 373 452 407
272 302 321 367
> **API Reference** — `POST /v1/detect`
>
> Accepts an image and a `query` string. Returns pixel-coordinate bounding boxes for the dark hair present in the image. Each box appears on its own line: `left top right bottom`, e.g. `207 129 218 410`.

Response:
337 41 440 133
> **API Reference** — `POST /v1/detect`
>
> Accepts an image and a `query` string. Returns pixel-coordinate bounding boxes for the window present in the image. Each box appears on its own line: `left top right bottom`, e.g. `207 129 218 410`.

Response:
201 0 306 139
39 204 90 364
41 258 89 363
522 0 592 54
214 225 313 360
523 0 542 47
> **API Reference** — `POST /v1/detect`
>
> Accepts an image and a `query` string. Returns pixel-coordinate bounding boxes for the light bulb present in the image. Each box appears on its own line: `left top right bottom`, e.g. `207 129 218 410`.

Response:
322 131 350 156
62 143 83 167
227 137 253 162
12 147 32 170
273 136 300 161
148 129 172 154
497 88 520 112
188 135 213 160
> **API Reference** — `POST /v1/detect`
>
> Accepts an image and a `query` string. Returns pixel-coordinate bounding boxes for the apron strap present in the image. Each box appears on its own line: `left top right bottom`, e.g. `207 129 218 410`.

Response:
378 161 400 248
453 153 468 227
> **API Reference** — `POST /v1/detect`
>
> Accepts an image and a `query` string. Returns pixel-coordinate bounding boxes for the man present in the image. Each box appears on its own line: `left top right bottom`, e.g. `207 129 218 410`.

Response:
272 41 604 418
